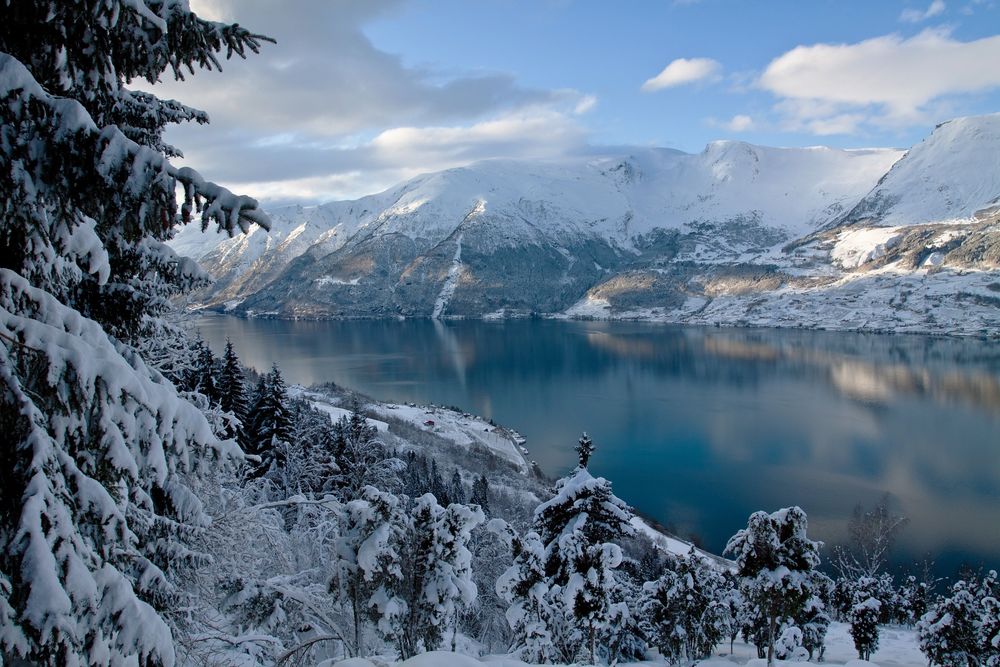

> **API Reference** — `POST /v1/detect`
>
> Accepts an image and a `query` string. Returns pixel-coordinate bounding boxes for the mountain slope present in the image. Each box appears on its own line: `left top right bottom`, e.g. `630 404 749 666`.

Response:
838 113 1000 227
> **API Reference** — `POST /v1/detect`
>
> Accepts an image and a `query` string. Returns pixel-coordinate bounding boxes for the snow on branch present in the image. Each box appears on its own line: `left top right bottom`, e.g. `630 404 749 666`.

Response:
0 53 271 239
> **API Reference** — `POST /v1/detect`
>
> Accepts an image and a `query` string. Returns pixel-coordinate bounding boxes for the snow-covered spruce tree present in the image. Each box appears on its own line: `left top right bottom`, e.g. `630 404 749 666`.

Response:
605 554 649 665
330 403 404 501
640 547 730 664
284 399 340 496
850 576 881 661
722 572 744 655
532 437 635 664
247 363 292 481
981 593 1000 667
795 572 832 661
902 569 940 627
379 494 484 659
187 337 220 406
0 2 270 663
575 431 595 468
919 573 999 667
333 485 407 658
725 506 822 666
490 520 559 664
471 474 490 513
217 338 249 446
919 580 979 666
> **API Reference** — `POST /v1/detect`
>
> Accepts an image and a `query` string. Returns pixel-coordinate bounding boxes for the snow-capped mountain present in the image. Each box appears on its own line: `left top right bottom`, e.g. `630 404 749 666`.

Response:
172 143 900 315
170 114 1000 334
837 113 1000 227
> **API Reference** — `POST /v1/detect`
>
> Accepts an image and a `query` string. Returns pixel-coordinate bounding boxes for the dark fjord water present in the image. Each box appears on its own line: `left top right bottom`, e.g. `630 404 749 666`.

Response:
196 315 1000 576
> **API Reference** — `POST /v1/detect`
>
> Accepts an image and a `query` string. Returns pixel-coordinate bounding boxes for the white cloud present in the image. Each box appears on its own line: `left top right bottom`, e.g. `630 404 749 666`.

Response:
368 110 587 166
759 28 1000 133
641 57 721 92
724 114 755 132
146 0 595 204
171 107 589 204
900 0 946 22
574 94 598 115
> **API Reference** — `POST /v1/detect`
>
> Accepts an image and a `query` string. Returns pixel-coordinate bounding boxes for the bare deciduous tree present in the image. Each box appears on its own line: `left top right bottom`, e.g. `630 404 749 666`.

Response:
834 494 909 580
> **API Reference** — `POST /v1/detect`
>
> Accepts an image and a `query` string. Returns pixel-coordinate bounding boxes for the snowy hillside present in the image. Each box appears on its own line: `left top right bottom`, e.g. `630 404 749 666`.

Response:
838 113 1000 227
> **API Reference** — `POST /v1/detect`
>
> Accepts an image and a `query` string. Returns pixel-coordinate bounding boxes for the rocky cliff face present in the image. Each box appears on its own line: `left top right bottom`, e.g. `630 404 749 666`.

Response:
169 114 1000 335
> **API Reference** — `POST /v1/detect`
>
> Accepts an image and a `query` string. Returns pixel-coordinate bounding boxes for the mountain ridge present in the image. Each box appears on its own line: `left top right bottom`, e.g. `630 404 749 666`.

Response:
170 114 1000 336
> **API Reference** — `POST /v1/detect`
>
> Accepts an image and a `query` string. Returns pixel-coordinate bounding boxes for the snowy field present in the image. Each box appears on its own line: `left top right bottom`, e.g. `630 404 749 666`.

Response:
326 622 925 666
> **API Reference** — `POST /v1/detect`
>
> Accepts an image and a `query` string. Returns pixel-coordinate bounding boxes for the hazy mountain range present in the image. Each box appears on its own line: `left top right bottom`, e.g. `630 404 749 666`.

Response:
171 113 1000 335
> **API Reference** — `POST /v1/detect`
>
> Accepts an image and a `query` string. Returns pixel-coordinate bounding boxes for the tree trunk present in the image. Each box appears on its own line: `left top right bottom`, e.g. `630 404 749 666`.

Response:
589 623 596 665
352 594 363 657
767 616 777 667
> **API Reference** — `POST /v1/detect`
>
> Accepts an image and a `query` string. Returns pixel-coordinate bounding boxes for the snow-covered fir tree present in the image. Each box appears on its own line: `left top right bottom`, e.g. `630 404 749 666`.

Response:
490 520 558 664
640 548 732 663
919 572 1000 667
850 576 882 661
725 506 822 666
919 579 979 666
471 474 491 514
189 337 220 405
388 494 484 659
899 574 932 627
575 431 595 468
532 436 635 664
797 575 833 662
217 338 249 446
284 400 340 495
247 364 292 480
333 485 407 658
329 404 404 500
0 1 269 663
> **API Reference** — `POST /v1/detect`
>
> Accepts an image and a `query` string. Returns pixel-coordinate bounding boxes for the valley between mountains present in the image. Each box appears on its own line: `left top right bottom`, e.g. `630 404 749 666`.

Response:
171 113 1000 336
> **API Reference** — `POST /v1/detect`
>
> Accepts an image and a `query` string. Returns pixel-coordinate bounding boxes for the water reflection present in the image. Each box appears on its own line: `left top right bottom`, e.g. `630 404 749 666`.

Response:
195 316 1000 576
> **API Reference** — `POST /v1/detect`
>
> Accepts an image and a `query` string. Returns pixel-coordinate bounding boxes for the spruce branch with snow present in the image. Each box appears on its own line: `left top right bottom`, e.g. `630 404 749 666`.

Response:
0 1 270 663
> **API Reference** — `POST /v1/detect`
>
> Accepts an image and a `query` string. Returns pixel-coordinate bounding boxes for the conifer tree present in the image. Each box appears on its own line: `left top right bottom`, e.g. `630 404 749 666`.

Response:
532 435 635 664
490 521 557 664
450 468 466 505
329 404 402 500
333 485 407 658
471 474 491 514
850 576 882 661
919 576 995 666
798 578 833 661
217 338 249 445
190 338 220 405
0 1 270 663
383 494 484 659
641 548 730 663
725 506 822 666
575 431 595 468
247 364 292 479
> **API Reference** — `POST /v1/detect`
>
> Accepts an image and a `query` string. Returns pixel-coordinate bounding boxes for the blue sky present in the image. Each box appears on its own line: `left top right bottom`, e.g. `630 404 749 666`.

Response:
157 0 1000 205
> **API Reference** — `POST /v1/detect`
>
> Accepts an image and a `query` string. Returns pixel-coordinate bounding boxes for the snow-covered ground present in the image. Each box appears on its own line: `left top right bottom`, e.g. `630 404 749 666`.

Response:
326 622 925 667
368 400 530 472
292 386 532 472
